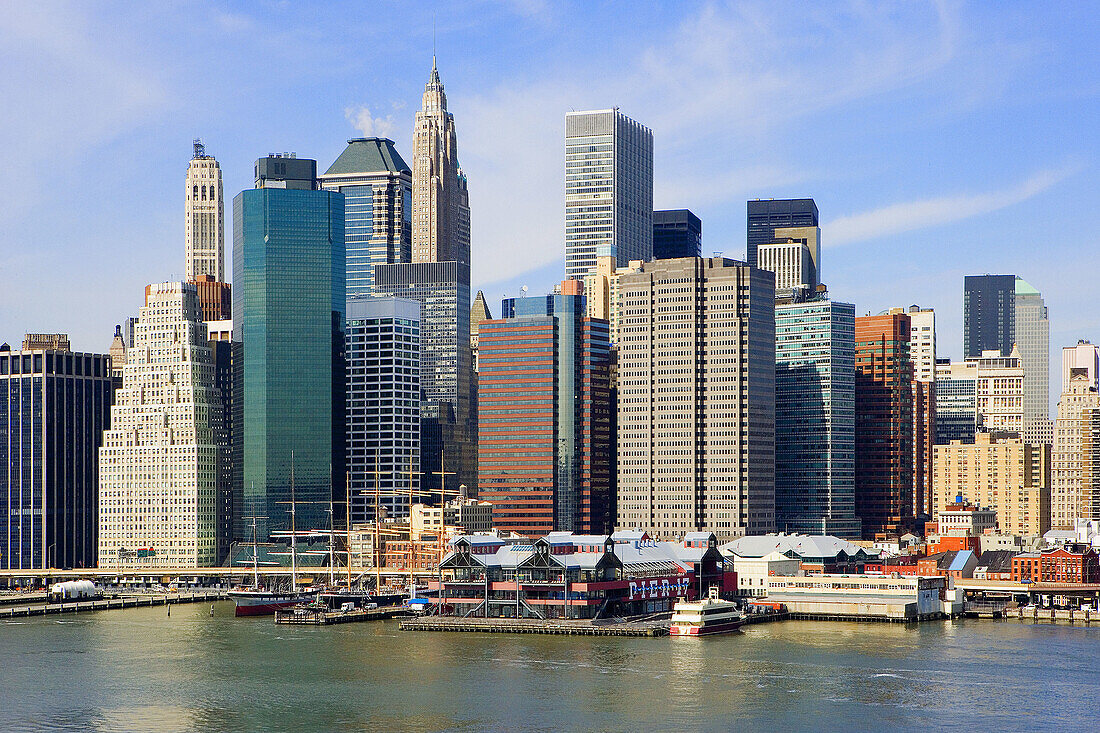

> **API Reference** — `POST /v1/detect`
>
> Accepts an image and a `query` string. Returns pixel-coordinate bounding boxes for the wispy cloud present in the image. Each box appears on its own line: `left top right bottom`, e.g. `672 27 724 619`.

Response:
825 164 1078 246
344 105 396 138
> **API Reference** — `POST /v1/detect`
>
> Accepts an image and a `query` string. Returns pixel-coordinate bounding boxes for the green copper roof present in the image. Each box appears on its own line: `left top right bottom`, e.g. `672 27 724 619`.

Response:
323 138 409 176
1015 276 1040 296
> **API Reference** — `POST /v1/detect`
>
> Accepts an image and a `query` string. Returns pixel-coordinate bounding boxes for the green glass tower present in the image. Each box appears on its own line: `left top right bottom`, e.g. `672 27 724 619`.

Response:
233 156 345 541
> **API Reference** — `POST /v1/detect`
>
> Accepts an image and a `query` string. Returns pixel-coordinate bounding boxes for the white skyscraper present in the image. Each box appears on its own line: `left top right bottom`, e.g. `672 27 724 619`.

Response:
565 108 653 279
756 226 820 298
185 140 225 282
1051 346 1100 529
98 282 219 568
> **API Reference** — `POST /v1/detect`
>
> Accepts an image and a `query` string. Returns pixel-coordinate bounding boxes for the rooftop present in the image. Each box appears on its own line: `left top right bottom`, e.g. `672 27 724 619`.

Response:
322 138 409 176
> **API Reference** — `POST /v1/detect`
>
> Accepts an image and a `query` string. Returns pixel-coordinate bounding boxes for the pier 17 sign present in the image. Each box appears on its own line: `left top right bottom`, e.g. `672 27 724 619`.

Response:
628 576 690 600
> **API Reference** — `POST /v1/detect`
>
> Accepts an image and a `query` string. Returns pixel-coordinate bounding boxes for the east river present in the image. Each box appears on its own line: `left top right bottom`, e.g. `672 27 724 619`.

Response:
2 602 1098 732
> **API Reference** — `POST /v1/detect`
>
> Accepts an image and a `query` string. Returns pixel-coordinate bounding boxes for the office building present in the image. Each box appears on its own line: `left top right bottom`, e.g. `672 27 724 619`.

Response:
470 290 492 373
22 334 71 351
412 58 470 268
935 360 978 445
478 280 612 536
185 140 225 282
1052 368 1100 529
774 298 860 539
0 344 111 569
933 432 1050 537
652 209 701 260
757 226 820 299
233 155 345 541
854 313 913 538
1062 341 1100 393
579 255 644 344
746 198 818 268
908 306 936 518
963 274 1015 359
375 261 476 496
189 274 231 321
319 137 412 296
1014 277 1049 424
564 108 653 278
1081 406 1100 522
98 282 219 568
345 296 421 522
108 325 126 385
616 258 775 540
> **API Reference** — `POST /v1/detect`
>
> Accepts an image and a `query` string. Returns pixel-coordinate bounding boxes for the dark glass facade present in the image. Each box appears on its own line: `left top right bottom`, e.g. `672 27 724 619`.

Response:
963 274 1015 358
652 209 701 260
374 261 476 497
232 185 345 541
0 350 112 569
746 198 818 267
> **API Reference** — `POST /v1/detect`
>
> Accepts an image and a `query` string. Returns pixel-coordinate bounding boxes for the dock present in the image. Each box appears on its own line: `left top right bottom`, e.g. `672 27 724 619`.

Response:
0 589 227 619
399 616 670 636
274 605 413 625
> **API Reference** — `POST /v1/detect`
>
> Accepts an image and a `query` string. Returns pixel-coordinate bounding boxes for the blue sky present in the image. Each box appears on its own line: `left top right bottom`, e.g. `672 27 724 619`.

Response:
1 1 1097 405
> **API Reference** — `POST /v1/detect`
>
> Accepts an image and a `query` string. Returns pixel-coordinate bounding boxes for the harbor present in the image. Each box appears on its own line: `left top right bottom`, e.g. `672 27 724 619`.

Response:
0 589 226 619
275 604 413 625
399 615 671 636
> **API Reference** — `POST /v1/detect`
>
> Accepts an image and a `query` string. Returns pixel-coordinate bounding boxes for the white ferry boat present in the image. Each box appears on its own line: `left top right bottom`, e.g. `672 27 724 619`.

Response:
670 587 744 636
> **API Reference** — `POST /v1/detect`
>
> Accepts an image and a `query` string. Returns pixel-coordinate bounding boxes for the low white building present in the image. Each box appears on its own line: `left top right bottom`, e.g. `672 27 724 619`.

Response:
732 551 801 597
764 574 949 621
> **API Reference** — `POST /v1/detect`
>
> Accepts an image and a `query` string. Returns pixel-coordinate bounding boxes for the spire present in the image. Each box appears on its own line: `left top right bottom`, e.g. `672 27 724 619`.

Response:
429 55 440 86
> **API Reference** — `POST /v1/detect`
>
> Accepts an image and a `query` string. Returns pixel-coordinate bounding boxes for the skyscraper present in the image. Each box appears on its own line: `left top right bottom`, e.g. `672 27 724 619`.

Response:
757 225 820 299
616 258 775 540
412 58 469 268
963 274 1015 359
935 359 978 445
855 313 914 538
908 306 936 519
974 347 1024 435
233 155 345 541
652 209 701 260
774 299 860 539
470 289 492 373
98 282 219 568
0 344 111 569
345 296 420 522
185 139 225 282
319 137 413 295
564 108 653 278
746 198 819 268
1014 277 1050 427
478 280 612 535
1062 340 1100 392
374 261 476 496
1052 368 1100 529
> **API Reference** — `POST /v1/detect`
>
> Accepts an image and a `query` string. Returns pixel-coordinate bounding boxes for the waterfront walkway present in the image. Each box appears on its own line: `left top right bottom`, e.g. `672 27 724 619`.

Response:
0 590 226 619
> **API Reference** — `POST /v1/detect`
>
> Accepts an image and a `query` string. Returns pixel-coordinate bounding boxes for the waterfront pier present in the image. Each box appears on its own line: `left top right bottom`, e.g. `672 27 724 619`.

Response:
0 589 226 619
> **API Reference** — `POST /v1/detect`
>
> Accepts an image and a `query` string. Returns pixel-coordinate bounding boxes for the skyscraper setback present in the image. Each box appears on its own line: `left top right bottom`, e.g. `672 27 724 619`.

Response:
185 140 225 282
564 108 653 278
412 57 470 268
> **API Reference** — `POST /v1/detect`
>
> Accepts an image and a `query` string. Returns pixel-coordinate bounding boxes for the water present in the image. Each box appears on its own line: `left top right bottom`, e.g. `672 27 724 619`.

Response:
2 602 1098 732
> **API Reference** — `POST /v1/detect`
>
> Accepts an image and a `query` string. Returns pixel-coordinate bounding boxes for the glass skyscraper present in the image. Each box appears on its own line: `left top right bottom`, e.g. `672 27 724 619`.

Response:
963 274 1016 359
1014 277 1049 423
564 108 653 278
319 138 412 296
746 198 818 268
652 209 701 260
0 346 112 569
232 156 345 541
774 299 861 539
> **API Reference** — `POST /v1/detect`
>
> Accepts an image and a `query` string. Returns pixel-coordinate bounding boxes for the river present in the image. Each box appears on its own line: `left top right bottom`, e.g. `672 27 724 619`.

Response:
1 602 1097 732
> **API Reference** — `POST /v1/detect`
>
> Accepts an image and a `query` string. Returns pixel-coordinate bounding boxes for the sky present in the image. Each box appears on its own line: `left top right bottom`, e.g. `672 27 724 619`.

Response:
1 1 1097 409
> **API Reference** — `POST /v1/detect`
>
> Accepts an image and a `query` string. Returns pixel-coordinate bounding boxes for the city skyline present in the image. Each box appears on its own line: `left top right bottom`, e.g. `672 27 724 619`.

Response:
1 3 1096 403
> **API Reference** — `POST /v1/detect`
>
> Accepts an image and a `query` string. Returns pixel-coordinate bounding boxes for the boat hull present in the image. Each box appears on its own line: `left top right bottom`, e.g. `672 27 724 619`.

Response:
228 591 314 617
670 619 745 636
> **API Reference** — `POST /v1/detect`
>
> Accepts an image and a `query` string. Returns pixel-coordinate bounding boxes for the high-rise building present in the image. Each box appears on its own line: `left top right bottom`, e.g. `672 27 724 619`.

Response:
1080 406 1100 523
616 257 775 540
1052 368 1100 529
774 298 860 539
185 139 225 282
470 290 492 373
375 261 476 497
564 108 653 278
974 347 1024 435
1014 277 1050 437
233 155 345 541
932 432 1050 537
854 313 913 538
98 282 219 568
1062 341 1100 393
22 334 71 351
746 198 819 268
0 344 111 569
189 274 231 321
963 274 1015 359
345 296 420 522
319 137 413 296
908 306 936 518
652 209 701 260
412 58 469 269
579 255 644 344
935 359 978 445
108 325 127 385
478 280 612 536
756 226 820 299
